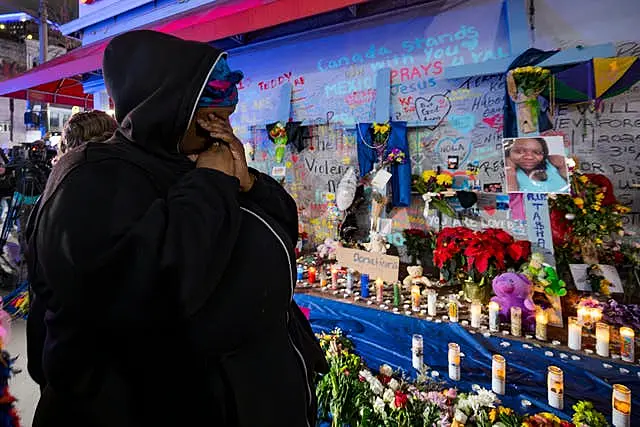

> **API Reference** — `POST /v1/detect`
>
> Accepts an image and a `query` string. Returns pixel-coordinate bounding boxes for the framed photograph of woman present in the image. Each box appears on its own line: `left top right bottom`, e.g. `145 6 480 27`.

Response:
503 136 570 194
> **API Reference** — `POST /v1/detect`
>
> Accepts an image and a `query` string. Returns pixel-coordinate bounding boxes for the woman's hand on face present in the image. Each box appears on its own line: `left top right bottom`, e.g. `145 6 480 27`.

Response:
197 114 254 191
196 142 235 177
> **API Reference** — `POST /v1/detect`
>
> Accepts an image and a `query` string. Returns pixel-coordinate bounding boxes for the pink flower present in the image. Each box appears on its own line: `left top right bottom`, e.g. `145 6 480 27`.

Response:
445 388 457 399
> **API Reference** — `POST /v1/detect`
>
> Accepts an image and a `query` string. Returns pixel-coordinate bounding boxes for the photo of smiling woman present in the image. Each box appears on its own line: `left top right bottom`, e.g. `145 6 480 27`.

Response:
504 136 570 193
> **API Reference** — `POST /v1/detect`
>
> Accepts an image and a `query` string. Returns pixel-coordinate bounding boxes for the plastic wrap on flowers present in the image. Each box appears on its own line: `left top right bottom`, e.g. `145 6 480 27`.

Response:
336 167 357 211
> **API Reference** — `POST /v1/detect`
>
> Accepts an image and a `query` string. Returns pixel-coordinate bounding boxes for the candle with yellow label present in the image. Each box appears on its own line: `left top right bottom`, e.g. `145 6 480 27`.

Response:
492 354 506 395
488 301 500 332
448 343 461 381
596 322 610 357
547 366 564 410
536 311 548 341
620 327 635 363
411 285 421 312
510 306 522 337
320 271 328 288
448 296 458 323
612 384 631 427
568 317 582 351
427 289 437 316
307 266 317 284
470 302 482 328
375 278 384 303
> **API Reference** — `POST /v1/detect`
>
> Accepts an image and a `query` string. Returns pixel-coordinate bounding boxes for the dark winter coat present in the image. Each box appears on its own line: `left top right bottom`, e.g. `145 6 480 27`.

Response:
26 30 326 427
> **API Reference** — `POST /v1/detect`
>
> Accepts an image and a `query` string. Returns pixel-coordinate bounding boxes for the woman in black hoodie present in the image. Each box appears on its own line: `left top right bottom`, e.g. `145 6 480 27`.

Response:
27 30 326 427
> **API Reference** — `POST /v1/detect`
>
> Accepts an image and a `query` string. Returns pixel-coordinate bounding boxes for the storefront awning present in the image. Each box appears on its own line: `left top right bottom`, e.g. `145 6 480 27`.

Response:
0 0 365 107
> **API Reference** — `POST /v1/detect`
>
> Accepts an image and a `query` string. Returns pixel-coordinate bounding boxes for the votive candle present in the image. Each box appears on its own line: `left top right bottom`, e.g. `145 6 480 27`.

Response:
590 307 603 324
307 266 317 284
411 285 421 312
331 267 338 289
470 302 482 329
577 306 589 325
360 274 370 298
412 334 424 371
536 311 548 341
448 343 461 381
488 301 500 332
568 317 582 351
620 327 635 363
297 265 304 281
547 366 564 410
448 296 459 323
346 270 353 294
612 384 631 427
393 283 401 307
596 322 610 358
491 354 506 395
376 278 384 303
511 306 522 337
427 289 437 316
320 271 328 288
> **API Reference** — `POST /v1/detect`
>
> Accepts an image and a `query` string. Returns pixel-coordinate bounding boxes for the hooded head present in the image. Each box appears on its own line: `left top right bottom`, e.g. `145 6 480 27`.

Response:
103 30 242 155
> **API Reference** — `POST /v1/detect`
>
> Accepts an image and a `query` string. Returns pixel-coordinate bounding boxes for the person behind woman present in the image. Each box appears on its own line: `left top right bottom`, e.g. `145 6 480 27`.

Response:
27 30 326 427
26 109 118 393
504 137 568 193
57 110 117 158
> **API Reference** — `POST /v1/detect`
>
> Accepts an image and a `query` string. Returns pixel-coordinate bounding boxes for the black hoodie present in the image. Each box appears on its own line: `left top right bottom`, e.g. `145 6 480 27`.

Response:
26 30 326 427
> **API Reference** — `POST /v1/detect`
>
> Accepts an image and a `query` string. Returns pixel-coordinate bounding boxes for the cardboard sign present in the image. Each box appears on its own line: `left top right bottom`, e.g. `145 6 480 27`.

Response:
335 246 399 283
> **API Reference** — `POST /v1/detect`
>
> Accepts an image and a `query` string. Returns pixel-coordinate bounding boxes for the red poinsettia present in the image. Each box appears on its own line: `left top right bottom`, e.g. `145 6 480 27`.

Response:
394 391 409 409
507 240 532 263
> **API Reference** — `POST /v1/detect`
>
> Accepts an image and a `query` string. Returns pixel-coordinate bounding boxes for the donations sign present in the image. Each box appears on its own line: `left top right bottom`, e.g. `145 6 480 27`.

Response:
336 247 400 283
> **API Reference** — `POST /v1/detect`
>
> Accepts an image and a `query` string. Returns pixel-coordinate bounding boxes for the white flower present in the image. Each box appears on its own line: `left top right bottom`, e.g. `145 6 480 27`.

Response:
373 397 386 415
383 388 395 403
359 370 373 382
566 158 576 169
454 409 468 423
370 378 385 395
388 378 400 391
379 364 394 377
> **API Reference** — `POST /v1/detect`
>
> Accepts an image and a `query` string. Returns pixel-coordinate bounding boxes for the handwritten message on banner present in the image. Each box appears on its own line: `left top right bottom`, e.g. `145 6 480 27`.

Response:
336 246 400 283
524 193 555 266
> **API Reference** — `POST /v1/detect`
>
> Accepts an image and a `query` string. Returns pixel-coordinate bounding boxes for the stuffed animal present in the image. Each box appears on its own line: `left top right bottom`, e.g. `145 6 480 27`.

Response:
317 238 338 260
403 265 431 288
490 272 536 326
363 231 389 254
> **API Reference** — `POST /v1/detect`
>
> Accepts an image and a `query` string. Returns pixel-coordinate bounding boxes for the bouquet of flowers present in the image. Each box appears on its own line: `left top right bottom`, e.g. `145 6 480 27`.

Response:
571 401 608 427
268 121 288 163
509 66 551 97
372 122 391 148
453 385 500 427
434 227 531 284
403 228 435 265
602 299 640 330
550 172 630 263
412 170 455 218
522 412 575 427
316 329 370 427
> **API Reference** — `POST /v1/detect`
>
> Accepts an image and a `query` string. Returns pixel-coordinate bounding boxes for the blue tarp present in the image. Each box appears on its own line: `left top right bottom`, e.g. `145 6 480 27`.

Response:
295 293 640 422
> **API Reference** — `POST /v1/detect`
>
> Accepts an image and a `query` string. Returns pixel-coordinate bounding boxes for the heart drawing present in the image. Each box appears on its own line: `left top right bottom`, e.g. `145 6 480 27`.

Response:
435 136 472 166
415 94 452 130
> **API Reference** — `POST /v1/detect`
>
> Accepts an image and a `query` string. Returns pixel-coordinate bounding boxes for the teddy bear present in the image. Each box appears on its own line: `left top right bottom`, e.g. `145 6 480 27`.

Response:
490 272 536 326
403 265 432 288
363 231 389 254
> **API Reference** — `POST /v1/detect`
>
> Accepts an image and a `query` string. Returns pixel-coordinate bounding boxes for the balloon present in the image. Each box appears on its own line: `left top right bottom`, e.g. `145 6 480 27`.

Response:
336 167 357 211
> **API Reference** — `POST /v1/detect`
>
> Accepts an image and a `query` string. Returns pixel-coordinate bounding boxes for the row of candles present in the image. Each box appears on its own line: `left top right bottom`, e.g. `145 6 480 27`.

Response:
300 266 637 364
412 336 632 426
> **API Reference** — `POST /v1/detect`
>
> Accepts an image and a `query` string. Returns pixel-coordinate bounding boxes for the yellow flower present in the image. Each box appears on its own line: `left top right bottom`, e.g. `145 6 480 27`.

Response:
436 174 453 186
573 197 584 208
422 170 437 181
595 192 605 201
592 204 601 211
600 224 606 230
616 221 623 227
595 238 603 245
489 409 497 423
578 175 589 184
582 209 587 214
617 205 631 214
600 279 611 296
499 407 513 417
